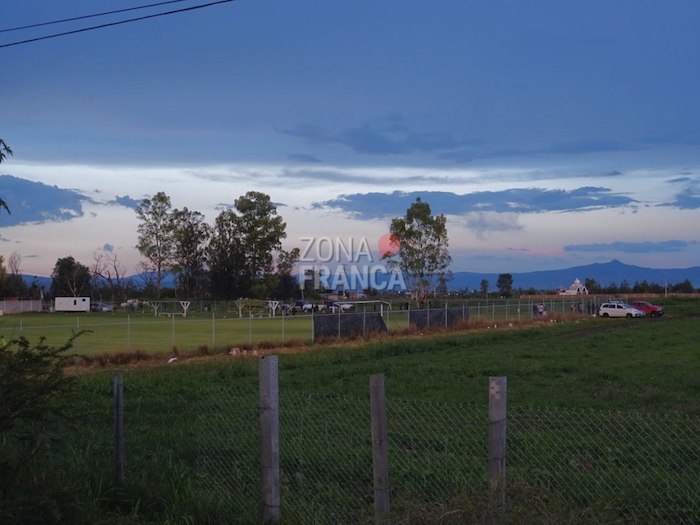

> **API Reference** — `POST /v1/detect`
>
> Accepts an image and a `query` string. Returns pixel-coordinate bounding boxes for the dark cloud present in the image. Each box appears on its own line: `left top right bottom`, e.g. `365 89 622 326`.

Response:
112 195 141 209
315 187 637 220
546 139 630 155
666 177 694 184
0 175 90 227
440 139 638 164
287 153 323 163
668 188 700 210
281 168 455 186
279 118 469 156
564 240 691 254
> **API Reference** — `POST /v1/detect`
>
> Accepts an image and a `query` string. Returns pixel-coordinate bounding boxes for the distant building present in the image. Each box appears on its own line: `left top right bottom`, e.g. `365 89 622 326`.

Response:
558 278 589 295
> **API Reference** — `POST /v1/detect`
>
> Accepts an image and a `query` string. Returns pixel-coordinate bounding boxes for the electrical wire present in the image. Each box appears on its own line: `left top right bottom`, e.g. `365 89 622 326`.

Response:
0 0 192 33
0 0 236 49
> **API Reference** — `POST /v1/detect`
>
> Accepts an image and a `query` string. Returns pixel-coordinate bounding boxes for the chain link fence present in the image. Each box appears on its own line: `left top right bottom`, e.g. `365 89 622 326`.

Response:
2 299 605 356
48 372 700 523
183 385 700 523
509 406 700 523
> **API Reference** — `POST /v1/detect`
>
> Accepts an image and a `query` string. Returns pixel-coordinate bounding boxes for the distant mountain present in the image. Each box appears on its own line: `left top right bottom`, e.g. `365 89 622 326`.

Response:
19 260 699 295
449 259 700 292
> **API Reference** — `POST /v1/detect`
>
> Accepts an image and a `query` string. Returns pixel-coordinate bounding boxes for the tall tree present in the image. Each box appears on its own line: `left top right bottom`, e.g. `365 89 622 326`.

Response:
480 279 490 298
271 247 301 299
50 256 92 297
207 209 247 298
207 192 287 298
496 273 513 298
135 192 174 299
171 207 211 297
234 191 287 280
385 197 451 306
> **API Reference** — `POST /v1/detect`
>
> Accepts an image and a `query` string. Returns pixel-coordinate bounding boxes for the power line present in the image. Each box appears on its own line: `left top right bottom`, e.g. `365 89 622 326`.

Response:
0 0 236 49
0 0 192 33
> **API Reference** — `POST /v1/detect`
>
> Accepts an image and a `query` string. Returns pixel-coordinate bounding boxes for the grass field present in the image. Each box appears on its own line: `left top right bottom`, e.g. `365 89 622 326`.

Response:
2 296 699 523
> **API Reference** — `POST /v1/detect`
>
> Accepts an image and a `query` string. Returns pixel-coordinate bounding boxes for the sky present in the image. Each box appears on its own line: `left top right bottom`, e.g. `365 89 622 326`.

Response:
2 0 700 280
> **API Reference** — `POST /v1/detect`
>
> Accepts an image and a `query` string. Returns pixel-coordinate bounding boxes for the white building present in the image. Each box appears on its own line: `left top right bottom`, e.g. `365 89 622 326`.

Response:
558 278 589 295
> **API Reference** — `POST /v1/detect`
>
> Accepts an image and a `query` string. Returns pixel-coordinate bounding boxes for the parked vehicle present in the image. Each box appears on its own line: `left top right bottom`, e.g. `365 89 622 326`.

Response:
293 300 314 313
629 300 664 317
91 302 114 313
598 301 644 318
333 302 355 312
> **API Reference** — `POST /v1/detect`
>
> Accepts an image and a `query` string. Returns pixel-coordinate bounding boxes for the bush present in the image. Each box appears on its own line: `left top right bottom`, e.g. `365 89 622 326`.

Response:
0 334 78 523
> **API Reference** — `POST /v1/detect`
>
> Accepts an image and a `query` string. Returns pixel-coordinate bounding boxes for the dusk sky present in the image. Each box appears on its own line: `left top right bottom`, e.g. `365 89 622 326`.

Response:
2 0 700 279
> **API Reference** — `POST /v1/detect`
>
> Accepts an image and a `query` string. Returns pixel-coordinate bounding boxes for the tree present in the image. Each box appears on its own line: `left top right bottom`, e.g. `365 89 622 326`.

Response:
270 247 300 299
671 279 695 293
92 249 132 303
0 252 26 297
50 256 92 297
496 273 513 298
480 279 489 298
171 207 211 297
234 191 287 280
0 138 12 215
207 192 287 298
0 139 11 163
135 192 175 299
584 277 601 294
385 197 451 306
207 209 247 298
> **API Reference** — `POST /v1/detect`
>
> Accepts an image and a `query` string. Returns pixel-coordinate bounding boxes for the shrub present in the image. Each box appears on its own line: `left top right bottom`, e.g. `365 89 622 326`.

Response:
0 334 79 522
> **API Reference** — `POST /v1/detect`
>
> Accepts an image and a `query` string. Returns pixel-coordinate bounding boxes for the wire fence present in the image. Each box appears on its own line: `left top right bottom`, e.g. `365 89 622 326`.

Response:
1 298 605 355
65 375 698 524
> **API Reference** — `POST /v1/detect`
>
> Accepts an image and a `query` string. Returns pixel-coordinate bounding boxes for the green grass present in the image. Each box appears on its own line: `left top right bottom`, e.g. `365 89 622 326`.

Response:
2 297 699 523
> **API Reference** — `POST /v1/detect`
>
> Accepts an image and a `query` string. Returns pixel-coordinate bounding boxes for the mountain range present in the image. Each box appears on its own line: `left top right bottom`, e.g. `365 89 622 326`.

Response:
447 259 700 292
20 259 699 294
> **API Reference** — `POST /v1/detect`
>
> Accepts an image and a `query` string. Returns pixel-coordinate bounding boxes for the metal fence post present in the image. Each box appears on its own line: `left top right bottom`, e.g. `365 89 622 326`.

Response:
488 376 507 507
212 311 216 349
370 373 391 524
113 373 125 484
259 355 280 523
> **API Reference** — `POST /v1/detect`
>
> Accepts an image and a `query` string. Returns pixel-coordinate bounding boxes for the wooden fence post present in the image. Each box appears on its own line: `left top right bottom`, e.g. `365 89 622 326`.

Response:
370 373 391 523
259 356 281 523
488 376 507 505
113 372 125 484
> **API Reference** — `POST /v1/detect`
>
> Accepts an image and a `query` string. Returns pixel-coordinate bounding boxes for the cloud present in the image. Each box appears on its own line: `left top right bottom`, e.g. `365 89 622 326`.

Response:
439 139 638 164
287 153 323 163
315 188 638 219
564 240 692 254
0 175 90 227
112 195 141 209
464 212 523 239
281 168 455 186
279 117 469 156
668 188 700 209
